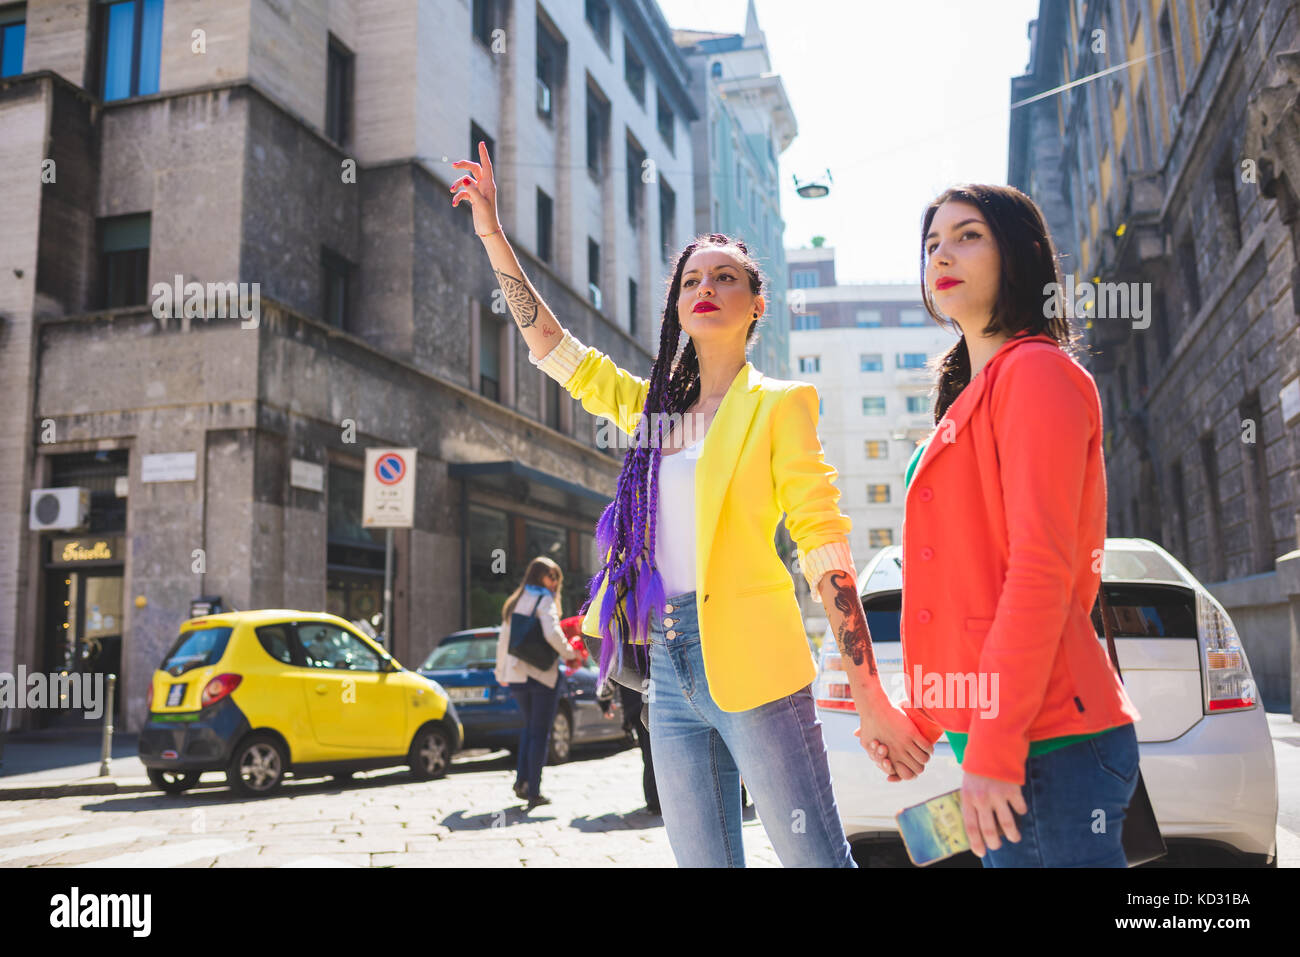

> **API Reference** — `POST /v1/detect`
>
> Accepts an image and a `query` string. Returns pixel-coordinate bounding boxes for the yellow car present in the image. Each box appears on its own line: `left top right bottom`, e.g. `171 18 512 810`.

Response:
138 610 463 797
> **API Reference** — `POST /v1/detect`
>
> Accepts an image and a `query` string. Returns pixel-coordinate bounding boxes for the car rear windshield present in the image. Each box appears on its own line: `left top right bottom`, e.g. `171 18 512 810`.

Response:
862 593 901 642
161 626 233 676
422 637 498 670
1091 584 1197 638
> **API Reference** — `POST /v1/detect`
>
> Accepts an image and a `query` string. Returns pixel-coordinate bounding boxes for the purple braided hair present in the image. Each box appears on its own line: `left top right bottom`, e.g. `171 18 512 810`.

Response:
579 234 767 688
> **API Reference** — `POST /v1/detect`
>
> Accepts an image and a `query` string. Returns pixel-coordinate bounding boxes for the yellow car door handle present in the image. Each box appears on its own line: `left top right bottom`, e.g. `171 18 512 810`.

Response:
315 684 328 694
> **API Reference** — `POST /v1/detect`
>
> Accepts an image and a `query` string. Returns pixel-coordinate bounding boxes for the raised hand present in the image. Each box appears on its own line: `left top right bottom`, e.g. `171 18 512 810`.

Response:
450 140 502 236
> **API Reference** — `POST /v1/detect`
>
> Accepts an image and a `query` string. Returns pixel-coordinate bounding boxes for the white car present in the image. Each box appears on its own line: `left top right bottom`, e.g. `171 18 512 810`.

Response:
815 538 1278 867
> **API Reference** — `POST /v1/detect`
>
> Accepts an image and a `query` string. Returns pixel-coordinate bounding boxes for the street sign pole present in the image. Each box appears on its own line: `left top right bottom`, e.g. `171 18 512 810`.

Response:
383 527 393 645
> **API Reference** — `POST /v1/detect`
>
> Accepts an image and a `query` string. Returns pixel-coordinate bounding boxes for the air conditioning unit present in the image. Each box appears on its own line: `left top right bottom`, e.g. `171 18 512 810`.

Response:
587 283 602 310
536 78 552 116
29 487 91 531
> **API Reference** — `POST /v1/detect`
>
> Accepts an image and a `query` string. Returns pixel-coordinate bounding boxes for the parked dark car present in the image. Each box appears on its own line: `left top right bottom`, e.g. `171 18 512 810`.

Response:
417 627 630 763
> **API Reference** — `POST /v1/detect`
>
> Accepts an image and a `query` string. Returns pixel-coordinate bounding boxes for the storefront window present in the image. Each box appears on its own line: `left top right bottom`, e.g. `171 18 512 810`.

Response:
468 506 509 627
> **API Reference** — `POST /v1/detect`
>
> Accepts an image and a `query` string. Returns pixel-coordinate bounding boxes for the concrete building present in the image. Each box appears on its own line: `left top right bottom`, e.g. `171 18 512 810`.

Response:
786 245 957 590
1009 0 1300 714
0 0 697 732
674 0 796 379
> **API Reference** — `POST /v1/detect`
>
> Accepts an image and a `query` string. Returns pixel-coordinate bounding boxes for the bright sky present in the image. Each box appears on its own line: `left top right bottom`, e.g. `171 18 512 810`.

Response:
656 0 1043 283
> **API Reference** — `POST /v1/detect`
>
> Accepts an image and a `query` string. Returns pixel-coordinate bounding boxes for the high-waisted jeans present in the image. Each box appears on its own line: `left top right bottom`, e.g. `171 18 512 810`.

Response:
646 589 855 867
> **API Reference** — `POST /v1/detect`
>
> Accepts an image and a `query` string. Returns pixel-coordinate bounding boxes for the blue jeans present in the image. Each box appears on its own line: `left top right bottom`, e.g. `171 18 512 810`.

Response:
979 721 1140 867
647 590 855 867
510 676 562 798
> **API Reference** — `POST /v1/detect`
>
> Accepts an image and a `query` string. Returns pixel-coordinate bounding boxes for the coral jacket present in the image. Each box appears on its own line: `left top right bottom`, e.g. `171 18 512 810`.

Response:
529 330 855 712
902 333 1140 785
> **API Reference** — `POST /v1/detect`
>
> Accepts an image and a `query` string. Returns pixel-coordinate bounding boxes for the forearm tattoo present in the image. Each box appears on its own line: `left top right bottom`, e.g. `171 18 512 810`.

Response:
830 571 877 676
493 268 539 328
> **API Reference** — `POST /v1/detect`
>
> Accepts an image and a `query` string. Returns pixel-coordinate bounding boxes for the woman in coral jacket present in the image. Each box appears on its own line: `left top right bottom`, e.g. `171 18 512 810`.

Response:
451 142 934 867
868 184 1142 867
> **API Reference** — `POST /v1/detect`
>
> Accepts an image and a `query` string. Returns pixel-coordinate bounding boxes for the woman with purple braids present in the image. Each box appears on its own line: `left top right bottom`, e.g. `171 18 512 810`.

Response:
452 143 935 867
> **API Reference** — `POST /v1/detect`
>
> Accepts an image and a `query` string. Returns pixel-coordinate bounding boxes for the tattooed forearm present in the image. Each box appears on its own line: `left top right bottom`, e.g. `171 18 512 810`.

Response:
541 324 557 336
493 268 539 328
829 571 877 676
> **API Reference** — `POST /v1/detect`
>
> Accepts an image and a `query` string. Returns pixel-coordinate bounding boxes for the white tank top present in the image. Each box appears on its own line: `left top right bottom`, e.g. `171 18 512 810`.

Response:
654 437 700 597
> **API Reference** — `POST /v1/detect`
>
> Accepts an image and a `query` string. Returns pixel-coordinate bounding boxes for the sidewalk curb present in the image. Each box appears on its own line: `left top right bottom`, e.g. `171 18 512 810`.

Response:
0 779 156 801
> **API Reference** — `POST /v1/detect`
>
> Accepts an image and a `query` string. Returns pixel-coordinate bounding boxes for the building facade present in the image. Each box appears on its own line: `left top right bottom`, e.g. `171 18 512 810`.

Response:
1009 0 1300 713
674 0 795 379
0 0 698 732
786 245 957 589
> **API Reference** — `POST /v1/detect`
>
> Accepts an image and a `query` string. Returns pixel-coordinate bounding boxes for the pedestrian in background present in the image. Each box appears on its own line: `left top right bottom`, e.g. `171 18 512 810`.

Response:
495 557 582 809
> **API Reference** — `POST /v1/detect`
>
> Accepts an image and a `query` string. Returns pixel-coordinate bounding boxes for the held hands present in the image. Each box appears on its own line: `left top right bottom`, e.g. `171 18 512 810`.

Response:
449 140 502 237
853 691 935 781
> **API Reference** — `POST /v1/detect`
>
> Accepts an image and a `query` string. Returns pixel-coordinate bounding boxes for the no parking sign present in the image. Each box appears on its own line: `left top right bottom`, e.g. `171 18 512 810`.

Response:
363 448 416 527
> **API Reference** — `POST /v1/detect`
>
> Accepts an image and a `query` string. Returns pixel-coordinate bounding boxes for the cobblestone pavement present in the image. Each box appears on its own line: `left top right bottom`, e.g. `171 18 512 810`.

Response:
0 744 781 867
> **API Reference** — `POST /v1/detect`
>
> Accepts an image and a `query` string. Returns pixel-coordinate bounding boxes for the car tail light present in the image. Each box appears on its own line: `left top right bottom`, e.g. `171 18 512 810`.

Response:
814 644 856 712
201 673 242 708
1196 591 1256 713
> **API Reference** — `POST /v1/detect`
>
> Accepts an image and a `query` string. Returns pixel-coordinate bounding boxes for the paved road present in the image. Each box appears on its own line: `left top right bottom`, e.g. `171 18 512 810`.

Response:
0 744 781 867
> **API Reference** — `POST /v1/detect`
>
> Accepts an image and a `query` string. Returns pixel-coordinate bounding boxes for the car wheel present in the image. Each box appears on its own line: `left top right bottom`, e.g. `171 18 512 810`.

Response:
409 724 451 780
547 708 573 765
226 733 287 797
147 769 202 795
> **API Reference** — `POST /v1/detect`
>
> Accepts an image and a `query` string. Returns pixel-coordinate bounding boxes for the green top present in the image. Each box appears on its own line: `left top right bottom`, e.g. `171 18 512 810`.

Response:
903 439 1111 764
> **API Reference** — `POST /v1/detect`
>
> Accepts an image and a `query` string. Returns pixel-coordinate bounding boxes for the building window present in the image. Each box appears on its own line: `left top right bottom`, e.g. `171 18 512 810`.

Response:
710 60 722 79
1177 233 1201 319
624 38 645 105
1136 85 1154 167
98 213 150 308
897 352 928 370
321 247 354 330
472 0 495 48
470 121 496 173
1214 159 1243 254
792 269 819 289
326 34 354 146
862 396 886 415
536 188 553 263
905 395 929 413
793 313 820 331
0 6 25 77
867 484 891 504
628 278 638 336
1152 290 1171 359
1158 6 1180 116
899 308 926 326
587 238 601 309
479 309 502 401
864 440 888 460
798 356 820 374
327 464 386 624
586 83 608 176
536 18 564 122
869 529 894 547
657 90 675 153
584 0 610 49
467 506 509 627
860 353 883 372
856 310 882 327
543 376 562 431
98 0 163 101
659 176 676 262
626 132 646 227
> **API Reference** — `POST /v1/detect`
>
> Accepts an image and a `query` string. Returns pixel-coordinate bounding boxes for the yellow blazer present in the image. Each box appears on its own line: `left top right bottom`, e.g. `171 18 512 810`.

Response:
528 330 856 712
